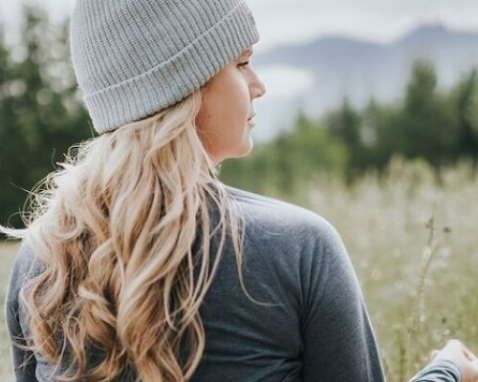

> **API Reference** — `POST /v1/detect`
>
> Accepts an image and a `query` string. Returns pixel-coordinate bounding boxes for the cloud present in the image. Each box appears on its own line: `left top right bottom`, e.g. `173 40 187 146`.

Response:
256 64 315 101
248 0 478 52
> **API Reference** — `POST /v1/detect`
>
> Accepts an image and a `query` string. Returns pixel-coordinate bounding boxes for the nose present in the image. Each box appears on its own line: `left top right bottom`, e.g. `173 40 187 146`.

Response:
251 72 266 99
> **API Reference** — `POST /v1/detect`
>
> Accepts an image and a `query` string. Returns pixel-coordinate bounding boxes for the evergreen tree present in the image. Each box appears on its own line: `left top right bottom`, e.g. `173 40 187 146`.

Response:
0 5 91 231
400 59 458 166
451 68 478 164
325 97 364 181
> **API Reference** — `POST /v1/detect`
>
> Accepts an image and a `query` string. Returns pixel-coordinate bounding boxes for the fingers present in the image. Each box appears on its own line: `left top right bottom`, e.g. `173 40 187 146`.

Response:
463 346 478 376
463 346 478 362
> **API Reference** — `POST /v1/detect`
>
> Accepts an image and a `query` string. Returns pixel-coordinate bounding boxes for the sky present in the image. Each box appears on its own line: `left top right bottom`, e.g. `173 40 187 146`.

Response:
1 0 478 52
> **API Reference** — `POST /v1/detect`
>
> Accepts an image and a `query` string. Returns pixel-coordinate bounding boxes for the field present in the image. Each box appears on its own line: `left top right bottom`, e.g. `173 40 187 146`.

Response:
1 157 477 381
0 240 17 381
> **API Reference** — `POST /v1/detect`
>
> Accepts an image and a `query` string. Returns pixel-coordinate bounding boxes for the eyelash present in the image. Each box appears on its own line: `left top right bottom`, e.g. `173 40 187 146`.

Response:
238 61 250 69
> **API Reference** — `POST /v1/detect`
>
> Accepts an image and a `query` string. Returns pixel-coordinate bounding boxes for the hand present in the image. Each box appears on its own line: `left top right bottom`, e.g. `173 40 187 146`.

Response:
429 339 478 382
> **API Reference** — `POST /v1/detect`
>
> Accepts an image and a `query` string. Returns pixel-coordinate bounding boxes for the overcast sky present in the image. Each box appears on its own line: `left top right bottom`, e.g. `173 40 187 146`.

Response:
1 0 478 52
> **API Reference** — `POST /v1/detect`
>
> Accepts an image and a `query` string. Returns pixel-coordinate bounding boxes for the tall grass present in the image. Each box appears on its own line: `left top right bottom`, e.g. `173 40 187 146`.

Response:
303 156 478 381
1 156 477 381
0 240 18 381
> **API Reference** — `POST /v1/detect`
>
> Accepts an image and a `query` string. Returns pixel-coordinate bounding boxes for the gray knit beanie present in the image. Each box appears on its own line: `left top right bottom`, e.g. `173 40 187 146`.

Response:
69 0 259 134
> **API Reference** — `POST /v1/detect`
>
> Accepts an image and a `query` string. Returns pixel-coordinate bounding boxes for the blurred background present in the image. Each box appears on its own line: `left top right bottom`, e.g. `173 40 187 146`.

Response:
1 0 477 381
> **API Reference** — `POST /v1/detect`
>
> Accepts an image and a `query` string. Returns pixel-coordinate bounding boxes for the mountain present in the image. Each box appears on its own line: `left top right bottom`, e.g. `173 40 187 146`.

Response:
251 24 478 142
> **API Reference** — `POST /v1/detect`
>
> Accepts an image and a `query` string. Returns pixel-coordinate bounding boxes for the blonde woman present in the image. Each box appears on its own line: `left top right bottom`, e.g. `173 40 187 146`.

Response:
2 1 477 381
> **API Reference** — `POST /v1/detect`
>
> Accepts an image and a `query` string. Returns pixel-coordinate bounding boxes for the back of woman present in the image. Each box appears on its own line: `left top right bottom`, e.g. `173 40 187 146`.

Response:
6 183 386 381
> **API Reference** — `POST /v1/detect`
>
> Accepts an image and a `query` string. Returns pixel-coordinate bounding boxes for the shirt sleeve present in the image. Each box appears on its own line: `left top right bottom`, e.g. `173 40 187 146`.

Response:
299 218 386 382
4 241 38 381
407 360 461 382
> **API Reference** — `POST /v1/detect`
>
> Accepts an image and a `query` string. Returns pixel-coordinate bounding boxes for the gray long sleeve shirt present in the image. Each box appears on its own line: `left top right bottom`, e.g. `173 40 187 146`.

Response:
4 185 458 382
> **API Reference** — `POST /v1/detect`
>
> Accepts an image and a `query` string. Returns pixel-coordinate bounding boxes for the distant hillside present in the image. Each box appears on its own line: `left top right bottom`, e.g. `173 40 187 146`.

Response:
252 24 478 142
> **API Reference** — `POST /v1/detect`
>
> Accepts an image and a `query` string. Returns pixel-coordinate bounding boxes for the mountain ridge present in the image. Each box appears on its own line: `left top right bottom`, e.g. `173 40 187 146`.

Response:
251 24 478 142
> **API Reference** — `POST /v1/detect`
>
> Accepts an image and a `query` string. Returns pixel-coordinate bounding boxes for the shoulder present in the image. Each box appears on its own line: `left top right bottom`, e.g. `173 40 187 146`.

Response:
224 186 352 316
6 239 45 306
9 239 43 277
225 185 341 239
224 185 345 258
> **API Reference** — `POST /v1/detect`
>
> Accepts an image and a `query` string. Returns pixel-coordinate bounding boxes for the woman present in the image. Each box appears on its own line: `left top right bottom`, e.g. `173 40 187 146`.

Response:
2 0 477 381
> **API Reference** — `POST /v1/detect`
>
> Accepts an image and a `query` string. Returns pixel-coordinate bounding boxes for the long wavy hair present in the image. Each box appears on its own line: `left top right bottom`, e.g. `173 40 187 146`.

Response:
1 88 270 381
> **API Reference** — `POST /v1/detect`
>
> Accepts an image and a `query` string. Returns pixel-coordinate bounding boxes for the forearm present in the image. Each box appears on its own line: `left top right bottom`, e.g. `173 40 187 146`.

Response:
300 232 386 381
408 360 461 382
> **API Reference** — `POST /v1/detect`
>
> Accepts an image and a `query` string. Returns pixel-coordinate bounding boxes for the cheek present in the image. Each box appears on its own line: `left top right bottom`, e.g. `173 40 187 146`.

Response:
196 70 250 146
215 75 250 124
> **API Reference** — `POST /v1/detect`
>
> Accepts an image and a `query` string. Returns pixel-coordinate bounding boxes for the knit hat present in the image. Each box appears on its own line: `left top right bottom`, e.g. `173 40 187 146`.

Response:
69 0 259 134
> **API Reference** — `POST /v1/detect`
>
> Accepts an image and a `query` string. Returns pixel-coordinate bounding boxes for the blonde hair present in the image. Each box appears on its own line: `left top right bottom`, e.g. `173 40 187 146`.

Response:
1 88 270 381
